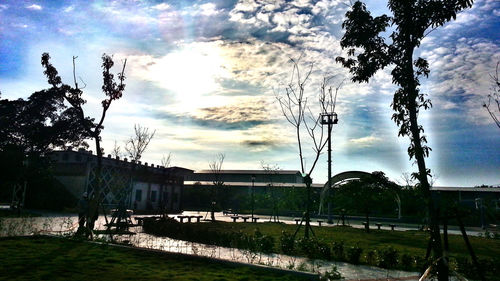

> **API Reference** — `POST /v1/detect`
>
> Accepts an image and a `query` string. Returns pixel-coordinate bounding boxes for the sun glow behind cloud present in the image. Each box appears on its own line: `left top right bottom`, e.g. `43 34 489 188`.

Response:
127 42 231 112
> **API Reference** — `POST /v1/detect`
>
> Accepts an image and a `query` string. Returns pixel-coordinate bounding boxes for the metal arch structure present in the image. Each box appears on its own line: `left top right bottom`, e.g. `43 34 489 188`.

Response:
318 171 371 215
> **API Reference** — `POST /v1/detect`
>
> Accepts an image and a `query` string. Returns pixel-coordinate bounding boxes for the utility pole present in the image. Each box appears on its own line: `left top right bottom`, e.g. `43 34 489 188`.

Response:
320 112 338 224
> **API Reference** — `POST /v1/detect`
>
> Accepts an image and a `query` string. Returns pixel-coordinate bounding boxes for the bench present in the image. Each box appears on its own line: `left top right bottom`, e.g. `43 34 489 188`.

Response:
294 218 301 225
241 216 250 222
389 224 396 231
177 215 188 223
230 216 239 222
192 215 203 223
375 223 382 230
317 220 323 226
252 217 259 223
135 217 144 226
362 222 369 229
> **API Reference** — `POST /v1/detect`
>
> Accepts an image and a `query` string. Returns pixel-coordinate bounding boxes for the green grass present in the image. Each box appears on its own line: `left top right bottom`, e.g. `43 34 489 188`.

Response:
148 221 500 260
0 236 314 281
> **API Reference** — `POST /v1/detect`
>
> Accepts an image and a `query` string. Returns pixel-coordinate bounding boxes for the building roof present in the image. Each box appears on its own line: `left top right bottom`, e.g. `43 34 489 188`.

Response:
184 181 324 188
194 169 302 175
431 186 500 192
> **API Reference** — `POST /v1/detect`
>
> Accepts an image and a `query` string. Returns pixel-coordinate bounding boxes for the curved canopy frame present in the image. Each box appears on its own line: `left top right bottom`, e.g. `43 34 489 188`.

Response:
318 171 371 215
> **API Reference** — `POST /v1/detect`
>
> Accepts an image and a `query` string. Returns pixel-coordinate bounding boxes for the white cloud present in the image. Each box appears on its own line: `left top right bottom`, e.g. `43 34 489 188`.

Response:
26 4 42 10
152 3 170 11
349 135 382 148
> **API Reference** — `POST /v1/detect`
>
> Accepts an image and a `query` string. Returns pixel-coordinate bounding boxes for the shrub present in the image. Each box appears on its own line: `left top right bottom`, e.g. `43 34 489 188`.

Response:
400 253 413 270
331 241 345 261
365 250 376 265
345 245 362 264
280 231 295 255
377 247 398 268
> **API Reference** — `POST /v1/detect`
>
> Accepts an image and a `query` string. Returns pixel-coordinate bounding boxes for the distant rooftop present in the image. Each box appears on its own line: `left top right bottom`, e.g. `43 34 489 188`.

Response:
194 170 302 175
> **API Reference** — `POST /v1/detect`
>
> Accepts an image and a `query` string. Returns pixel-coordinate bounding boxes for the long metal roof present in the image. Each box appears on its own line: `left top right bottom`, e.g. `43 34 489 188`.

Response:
194 170 302 175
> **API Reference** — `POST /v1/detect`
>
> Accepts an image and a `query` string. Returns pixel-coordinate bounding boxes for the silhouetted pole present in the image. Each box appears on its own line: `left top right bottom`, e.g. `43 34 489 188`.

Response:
320 112 338 224
251 175 255 219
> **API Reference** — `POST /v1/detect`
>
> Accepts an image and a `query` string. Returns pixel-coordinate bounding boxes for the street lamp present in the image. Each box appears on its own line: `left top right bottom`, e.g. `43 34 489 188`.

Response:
251 175 256 219
320 112 338 224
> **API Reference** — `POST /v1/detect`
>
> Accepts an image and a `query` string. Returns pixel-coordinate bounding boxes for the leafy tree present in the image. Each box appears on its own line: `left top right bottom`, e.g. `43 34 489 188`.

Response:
336 1 473 279
335 171 397 232
40 53 127 231
0 79 90 209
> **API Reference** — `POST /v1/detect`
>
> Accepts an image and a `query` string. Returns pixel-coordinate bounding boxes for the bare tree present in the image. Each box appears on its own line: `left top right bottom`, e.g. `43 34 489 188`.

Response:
208 153 225 222
276 57 341 238
125 124 156 162
111 140 122 159
161 152 172 168
261 161 281 222
483 61 500 129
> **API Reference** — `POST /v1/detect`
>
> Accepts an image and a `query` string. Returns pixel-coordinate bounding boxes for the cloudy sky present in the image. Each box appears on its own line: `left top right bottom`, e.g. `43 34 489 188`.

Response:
1 0 499 186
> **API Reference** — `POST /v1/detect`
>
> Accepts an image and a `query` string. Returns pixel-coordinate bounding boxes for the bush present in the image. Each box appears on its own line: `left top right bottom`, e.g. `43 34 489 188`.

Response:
400 253 413 270
331 241 345 261
345 245 362 264
364 250 376 265
280 231 295 255
376 247 398 268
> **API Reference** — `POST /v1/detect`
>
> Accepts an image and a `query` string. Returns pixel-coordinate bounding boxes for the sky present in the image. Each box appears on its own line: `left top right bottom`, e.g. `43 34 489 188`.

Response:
0 0 499 187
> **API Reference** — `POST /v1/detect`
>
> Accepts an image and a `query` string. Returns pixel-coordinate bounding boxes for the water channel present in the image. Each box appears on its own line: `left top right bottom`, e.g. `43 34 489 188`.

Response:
0 212 426 280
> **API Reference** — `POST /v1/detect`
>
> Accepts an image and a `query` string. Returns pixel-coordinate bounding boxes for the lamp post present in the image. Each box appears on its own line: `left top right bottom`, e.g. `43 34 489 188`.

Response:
251 175 256 219
320 112 338 224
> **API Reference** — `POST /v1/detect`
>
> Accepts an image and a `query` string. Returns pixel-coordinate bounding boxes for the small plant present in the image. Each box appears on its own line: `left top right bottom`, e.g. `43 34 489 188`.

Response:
280 230 295 255
345 245 362 264
297 261 309 272
320 265 343 280
331 241 344 261
400 253 413 270
377 246 399 268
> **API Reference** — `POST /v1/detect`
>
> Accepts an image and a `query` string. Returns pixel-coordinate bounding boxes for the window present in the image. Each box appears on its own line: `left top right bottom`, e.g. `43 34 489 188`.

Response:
135 190 142 202
150 190 157 202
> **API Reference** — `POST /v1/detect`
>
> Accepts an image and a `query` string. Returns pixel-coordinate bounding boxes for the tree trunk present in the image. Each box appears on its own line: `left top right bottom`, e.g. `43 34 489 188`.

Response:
405 50 447 280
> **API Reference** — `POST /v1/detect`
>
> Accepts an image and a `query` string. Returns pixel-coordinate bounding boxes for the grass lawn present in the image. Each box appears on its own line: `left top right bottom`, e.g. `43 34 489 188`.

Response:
149 221 500 260
0 236 315 281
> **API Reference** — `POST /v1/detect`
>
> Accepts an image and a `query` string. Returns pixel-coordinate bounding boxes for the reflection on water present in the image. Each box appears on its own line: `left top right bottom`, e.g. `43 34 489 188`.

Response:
0 214 419 280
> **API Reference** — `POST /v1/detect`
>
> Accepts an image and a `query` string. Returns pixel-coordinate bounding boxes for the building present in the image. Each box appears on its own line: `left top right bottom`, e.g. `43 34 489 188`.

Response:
50 148 192 212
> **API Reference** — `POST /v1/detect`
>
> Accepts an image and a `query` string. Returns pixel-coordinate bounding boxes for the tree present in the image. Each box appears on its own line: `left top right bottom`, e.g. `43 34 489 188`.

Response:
336 1 473 279
335 171 396 232
208 153 225 222
276 57 341 238
125 124 156 162
111 140 122 159
261 161 281 222
0 79 91 211
161 153 172 168
483 61 500 129
41 53 127 232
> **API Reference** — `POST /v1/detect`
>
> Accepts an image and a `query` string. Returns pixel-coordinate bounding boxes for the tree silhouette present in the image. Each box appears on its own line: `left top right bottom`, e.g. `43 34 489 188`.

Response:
125 124 156 162
336 1 473 279
483 61 500 129
41 53 127 232
208 153 225 222
276 56 341 238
